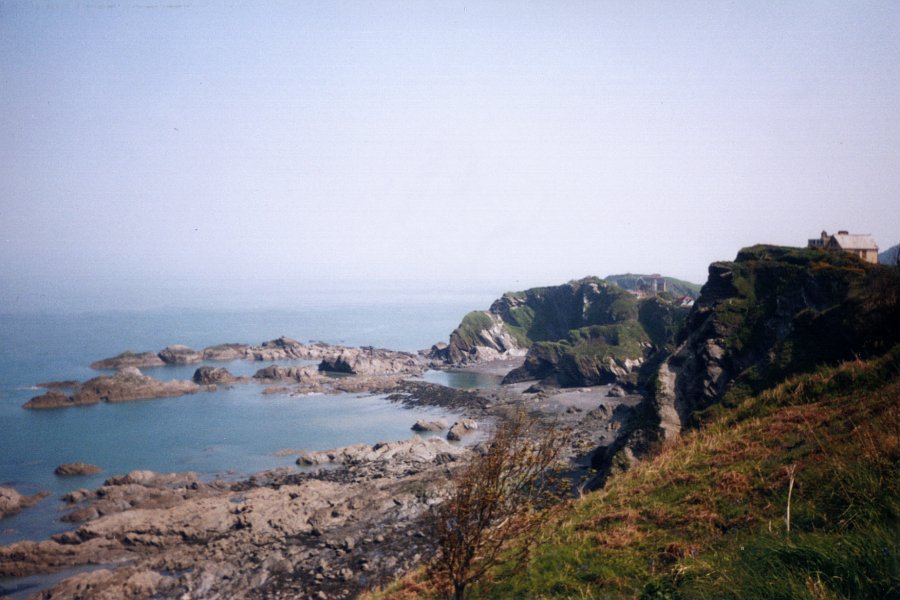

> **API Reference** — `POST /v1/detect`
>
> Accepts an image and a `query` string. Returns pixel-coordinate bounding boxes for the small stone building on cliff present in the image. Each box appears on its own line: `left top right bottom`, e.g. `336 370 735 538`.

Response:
636 274 667 294
808 230 879 264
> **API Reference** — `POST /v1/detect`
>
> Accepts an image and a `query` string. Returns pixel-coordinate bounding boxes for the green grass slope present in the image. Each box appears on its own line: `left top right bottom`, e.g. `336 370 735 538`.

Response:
478 346 900 599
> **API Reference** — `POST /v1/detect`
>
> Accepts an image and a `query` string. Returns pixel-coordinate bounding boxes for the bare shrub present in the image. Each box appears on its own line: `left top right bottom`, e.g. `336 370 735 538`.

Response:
428 410 569 599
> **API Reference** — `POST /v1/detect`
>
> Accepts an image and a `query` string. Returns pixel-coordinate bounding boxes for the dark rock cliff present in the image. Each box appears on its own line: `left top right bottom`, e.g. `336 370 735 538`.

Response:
592 245 900 483
670 245 900 424
435 276 693 388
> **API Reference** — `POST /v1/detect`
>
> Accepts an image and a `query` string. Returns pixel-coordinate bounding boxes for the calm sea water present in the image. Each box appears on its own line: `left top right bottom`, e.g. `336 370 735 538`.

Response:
0 297 496 546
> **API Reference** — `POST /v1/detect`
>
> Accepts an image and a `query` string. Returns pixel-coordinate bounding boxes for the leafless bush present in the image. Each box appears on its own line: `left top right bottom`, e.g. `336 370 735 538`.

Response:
428 410 569 599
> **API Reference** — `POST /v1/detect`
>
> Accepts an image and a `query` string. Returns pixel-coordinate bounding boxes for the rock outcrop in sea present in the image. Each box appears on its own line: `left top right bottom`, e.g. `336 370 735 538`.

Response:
54 463 103 476
0 486 49 519
90 351 165 370
318 346 422 375
193 366 239 384
24 367 210 409
37 340 432 409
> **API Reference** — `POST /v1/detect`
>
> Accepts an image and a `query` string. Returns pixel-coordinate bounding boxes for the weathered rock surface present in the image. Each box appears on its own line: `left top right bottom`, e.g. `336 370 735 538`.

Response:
411 419 447 432
253 365 321 383
157 345 202 365
201 343 250 361
664 245 900 434
23 390 90 409
76 368 206 404
24 368 209 409
591 245 900 484
503 330 650 388
54 463 102 476
0 486 49 519
447 419 478 441
433 279 690 389
193 366 238 385
318 346 422 376
247 336 322 361
90 351 165 370
36 380 80 389
1 438 472 599
298 436 466 470
56 470 219 525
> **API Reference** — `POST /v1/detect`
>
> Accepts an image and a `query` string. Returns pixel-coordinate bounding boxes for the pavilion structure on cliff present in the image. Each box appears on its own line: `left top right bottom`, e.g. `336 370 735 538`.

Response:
808 230 879 264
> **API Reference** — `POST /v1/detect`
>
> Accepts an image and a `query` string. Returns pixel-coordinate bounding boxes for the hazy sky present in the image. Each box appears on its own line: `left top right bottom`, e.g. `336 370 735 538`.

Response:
2 1 898 311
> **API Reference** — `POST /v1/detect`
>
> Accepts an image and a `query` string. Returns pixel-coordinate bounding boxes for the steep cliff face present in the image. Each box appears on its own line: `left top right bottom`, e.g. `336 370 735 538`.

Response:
667 245 900 426
435 277 693 388
591 245 900 480
503 321 652 387
434 277 637 365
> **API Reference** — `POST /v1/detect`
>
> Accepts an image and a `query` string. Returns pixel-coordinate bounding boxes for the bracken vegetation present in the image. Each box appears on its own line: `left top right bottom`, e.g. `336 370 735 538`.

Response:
474 347 900 599
428 411 569 600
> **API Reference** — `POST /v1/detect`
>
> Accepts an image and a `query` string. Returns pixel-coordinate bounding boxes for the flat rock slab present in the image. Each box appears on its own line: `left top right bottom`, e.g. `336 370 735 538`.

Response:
55 463 103 476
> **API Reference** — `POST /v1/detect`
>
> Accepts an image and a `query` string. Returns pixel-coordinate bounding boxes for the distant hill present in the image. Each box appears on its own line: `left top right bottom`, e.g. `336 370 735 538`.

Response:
879 242 899 265
604 273 702 298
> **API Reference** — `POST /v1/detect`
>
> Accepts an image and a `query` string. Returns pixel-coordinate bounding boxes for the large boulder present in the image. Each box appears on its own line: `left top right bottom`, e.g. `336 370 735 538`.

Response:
447 419 478 441
201 344 250 361
248 336 309 361
411 419 447 432
193 366 237 385
0 486 49 518
158 345 202 365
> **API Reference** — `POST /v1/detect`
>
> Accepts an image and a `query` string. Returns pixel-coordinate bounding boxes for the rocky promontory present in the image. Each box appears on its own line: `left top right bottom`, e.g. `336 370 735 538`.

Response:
24 368 211 409
0 486 49 519
432 277 691 389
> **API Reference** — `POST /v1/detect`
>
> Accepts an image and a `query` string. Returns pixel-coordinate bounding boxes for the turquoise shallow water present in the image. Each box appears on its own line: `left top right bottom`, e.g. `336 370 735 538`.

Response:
0 299 492 545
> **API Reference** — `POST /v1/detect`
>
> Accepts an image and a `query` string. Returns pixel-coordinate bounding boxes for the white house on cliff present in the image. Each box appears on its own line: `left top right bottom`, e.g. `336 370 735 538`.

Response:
808 230 879 264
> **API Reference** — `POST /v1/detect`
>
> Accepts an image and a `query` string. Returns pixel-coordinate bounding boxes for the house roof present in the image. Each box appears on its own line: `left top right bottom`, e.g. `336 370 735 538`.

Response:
830 233 878 251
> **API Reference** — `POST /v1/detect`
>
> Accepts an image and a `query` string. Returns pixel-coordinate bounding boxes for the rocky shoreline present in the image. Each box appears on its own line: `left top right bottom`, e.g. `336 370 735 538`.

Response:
25 339 429 410
2 333 644 599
